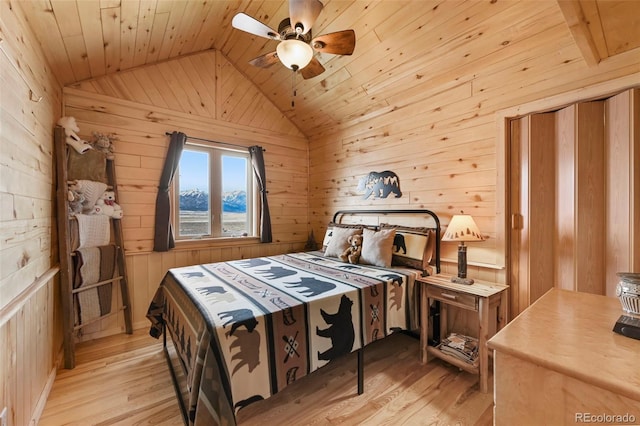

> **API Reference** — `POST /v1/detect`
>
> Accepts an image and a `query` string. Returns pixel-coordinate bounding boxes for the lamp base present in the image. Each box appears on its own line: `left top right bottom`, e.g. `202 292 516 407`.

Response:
451 276 475 285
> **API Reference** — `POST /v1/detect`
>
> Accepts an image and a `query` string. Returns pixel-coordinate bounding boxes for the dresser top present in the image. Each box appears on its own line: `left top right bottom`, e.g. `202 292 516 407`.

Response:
488 288 640 402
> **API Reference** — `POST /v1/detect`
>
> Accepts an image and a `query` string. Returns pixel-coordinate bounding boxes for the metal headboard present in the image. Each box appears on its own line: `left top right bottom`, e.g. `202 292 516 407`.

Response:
331 209 441 274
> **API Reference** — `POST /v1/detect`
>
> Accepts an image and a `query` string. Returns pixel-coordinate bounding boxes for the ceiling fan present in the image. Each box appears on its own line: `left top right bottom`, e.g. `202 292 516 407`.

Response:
231 0 356 79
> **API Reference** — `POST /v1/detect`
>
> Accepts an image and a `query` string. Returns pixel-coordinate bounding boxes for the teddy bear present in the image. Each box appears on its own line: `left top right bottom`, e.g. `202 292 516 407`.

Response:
339 234 363 264
69 180 107 212
57 116 92 154
67 188 86 216
90 131 116 160
90 190 123 219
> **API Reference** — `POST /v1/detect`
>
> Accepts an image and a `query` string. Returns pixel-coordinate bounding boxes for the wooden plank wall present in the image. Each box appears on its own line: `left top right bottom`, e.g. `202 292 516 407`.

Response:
69 50 302 137
307 1 640 286
62 50 310 338
0 1 63 425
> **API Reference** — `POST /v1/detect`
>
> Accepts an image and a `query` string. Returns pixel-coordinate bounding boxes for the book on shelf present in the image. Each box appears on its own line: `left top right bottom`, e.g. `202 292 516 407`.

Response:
436 333 479 366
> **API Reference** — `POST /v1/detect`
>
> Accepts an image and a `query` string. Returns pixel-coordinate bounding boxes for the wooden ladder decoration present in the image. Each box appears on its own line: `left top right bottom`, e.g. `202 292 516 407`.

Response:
54 126 133 369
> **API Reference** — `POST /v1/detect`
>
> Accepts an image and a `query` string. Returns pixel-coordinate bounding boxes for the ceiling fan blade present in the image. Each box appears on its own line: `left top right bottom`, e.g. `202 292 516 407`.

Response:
232 13 281 40
300 57 325 79
248 51 280 68
311 30 356 55
289 0 323 35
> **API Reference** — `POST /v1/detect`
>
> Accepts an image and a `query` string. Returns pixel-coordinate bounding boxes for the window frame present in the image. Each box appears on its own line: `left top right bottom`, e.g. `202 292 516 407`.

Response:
172 140 258 243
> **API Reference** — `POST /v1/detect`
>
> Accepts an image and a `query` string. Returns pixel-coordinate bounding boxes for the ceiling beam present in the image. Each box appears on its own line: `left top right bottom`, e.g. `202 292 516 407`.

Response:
556 0 601 67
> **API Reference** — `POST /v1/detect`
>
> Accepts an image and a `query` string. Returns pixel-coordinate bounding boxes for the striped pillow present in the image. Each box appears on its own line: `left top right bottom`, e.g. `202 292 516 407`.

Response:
380 224 433 271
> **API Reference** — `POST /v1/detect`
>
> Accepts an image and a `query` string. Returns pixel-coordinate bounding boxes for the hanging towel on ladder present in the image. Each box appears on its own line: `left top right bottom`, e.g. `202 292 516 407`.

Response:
73 245 117 326
75 214 110 249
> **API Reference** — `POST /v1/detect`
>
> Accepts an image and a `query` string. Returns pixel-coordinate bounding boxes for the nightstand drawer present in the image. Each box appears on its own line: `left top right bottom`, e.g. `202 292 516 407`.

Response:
427 286 478 311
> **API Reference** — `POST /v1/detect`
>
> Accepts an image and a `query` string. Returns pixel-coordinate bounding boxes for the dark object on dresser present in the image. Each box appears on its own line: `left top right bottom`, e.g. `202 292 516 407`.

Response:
613 315 640 340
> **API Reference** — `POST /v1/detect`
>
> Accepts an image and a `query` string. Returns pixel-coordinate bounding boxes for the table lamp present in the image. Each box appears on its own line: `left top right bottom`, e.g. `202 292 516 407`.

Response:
442 213 483 284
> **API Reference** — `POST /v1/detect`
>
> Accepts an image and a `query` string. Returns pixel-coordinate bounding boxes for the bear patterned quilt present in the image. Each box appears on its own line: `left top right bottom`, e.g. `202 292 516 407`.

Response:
147 251 422 425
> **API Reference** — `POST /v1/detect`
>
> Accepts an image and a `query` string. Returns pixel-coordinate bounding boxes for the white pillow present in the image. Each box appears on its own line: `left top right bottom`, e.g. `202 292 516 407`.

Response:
360 228 396 267
324 226 362 258
321 222 362 250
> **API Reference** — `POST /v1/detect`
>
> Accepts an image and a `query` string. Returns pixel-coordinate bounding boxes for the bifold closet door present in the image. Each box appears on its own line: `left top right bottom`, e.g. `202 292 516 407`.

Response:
555 101 606 295
511 101 605 316
509 113 556 318
605 89 640 295
509 88 639 316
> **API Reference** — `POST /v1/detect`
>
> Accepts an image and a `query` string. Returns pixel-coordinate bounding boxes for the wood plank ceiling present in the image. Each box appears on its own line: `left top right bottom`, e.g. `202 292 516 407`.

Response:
18 0 640 139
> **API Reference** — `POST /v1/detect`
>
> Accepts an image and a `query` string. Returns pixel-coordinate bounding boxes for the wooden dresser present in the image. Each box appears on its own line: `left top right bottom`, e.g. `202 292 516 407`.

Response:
488 289 640 425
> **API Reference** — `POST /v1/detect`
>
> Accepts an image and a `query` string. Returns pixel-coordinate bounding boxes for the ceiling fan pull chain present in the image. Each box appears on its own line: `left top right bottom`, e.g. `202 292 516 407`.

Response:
291 69 296 108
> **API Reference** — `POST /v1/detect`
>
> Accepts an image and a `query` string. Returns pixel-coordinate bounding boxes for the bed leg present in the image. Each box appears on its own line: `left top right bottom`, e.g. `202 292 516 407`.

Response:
163 322 167 348
163 323 188 425
357 348 364 395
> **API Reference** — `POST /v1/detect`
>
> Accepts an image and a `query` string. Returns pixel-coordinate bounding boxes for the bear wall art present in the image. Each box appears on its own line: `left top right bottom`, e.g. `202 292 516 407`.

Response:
357 170 402 199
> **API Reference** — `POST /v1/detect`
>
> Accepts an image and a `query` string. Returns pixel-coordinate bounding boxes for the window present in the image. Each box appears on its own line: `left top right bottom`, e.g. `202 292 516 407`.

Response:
174 141 256 240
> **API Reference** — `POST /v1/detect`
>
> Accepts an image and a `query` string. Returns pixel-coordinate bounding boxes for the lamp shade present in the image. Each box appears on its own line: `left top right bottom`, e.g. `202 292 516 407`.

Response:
276 39 314 70
442 214 483 242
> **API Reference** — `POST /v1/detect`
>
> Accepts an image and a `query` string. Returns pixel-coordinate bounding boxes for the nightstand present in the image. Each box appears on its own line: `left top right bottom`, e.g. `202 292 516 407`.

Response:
418 273 509 393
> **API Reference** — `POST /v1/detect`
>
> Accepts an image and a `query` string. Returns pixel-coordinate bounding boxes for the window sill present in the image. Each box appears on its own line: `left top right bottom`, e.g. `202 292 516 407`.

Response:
174 236 262 250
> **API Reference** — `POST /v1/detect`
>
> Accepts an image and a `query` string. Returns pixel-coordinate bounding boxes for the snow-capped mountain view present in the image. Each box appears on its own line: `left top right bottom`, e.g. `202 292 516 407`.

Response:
179 189 246 212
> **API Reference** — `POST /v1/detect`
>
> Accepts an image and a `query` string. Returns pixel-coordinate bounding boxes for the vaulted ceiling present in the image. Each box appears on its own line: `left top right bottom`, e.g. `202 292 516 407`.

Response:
18 0 640 139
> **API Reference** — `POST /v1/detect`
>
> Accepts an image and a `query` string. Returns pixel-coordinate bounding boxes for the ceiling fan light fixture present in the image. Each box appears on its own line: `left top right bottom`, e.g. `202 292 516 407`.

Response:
276 39 313 70
233 2 355 80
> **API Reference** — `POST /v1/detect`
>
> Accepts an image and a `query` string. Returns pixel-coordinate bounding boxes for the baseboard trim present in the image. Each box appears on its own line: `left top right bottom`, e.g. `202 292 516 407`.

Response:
31 360 59 425
76 320 149 342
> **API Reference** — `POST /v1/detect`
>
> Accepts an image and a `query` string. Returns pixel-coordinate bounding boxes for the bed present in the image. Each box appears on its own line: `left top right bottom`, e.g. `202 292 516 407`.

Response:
146 209 441 425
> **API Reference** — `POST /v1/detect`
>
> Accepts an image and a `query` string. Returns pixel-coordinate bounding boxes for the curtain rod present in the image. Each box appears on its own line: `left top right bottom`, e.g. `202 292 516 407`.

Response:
164 132 265 151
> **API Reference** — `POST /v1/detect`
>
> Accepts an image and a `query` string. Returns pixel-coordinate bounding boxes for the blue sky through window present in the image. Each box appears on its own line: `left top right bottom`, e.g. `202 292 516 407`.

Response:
179 149 247 192
222 155 247 192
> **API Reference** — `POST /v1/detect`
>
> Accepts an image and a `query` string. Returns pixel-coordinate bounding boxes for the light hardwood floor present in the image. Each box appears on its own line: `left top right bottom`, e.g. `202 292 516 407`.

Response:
40 329 493 425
